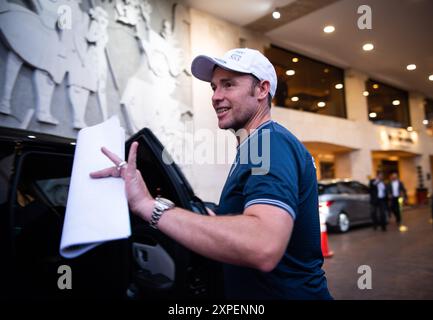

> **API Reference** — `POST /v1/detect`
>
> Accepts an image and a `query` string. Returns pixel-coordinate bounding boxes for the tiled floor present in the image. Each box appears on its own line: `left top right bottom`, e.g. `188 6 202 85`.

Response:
323 205 433 300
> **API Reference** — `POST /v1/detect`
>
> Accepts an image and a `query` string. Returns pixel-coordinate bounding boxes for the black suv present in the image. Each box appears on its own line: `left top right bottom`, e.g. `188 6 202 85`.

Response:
0 127 223 300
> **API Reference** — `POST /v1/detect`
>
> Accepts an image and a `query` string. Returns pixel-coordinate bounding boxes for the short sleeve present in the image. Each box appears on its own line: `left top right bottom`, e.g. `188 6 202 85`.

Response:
242 131 302 220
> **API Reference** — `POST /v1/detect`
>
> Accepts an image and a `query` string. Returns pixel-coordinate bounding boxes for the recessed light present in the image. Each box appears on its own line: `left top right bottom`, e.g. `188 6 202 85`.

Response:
362 43 374 51
363 91 369 96
335 83 343 89
406 64 416 71
323 25 335 33
292 57 299 63
369 112 377 118
407 126 413 132
429 74 433 81
272 10 281 19
423 119 429 125
392 100 400 106
291 96 299 102
27 135 36 139
286 70 295 76
317 101 326 107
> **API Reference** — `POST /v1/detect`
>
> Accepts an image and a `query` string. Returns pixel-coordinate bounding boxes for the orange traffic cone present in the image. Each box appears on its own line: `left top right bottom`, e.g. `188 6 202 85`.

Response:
319 212 334 258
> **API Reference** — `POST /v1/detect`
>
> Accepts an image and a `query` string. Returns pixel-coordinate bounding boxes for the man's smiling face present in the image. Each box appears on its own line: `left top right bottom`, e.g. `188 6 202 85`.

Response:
210 67 260 131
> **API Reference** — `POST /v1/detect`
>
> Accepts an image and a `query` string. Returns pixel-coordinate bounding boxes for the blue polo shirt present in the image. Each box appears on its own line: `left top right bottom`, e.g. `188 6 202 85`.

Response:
217 120 332 300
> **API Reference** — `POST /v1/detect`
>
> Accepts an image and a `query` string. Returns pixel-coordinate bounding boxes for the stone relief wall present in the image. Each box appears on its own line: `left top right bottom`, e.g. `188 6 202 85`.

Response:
0 0 193 161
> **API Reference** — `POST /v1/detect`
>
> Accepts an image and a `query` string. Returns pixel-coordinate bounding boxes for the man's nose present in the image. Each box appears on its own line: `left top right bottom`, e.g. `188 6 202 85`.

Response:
212 87 224 104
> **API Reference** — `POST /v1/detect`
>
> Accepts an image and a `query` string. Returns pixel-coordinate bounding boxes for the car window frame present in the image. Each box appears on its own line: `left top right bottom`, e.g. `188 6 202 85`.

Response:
348 181 369 194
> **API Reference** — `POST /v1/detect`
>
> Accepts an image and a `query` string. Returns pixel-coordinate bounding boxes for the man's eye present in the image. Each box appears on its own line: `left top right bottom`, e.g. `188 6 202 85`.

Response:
224 82 233 88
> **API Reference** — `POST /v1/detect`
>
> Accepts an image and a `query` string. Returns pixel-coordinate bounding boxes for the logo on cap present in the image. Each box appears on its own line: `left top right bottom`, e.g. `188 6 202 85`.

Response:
230 54 242 61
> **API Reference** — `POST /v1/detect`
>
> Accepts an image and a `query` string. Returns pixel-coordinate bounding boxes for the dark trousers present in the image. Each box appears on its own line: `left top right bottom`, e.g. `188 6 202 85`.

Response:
390 197 402 225
371 199 387 230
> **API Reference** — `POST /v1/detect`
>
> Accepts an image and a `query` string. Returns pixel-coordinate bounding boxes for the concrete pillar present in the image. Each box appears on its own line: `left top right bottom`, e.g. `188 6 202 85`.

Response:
334 152 351 179
399 157 418 204
409 93 426 131
335 149 372 184
344 69 369 122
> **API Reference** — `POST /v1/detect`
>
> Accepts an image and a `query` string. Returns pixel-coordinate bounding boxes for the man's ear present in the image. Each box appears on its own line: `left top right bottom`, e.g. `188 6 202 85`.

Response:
257 80 271 100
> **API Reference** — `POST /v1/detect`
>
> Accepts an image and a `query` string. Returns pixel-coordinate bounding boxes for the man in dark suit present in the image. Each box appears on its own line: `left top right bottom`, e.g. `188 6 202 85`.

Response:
369 171 388 231
387 171 407 228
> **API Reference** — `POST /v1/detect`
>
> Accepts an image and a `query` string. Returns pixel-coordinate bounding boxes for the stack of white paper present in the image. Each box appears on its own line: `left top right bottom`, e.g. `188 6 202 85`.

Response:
60 116 131 258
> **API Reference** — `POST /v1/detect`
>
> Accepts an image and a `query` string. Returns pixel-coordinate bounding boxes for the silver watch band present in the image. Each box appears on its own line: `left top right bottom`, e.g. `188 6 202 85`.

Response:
149 197 175 229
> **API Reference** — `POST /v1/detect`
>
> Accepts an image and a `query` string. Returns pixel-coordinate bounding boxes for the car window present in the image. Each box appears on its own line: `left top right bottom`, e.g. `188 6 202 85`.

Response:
337 183 357 194
134 141 182 206
15 152 72 220
35 177 70 207
348 181 369 194
318 184 339 195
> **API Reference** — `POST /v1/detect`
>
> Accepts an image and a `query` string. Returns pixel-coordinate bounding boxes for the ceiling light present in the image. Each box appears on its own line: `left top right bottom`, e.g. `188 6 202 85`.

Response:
272 9 281 19
323 25 335 33
335 83 343 89
27 135 37 139
317 101 326 108
362 43 374 51
369 112 377 118
392 100 400 106
363 91 369 96
406 64 416 71
70 142 76 145
292 57 299 63
286 69 295 76
324 68 329 73
429 75 433 81
291 96 299 102
407 126 413 132
373 84 379 89
423 119 429 125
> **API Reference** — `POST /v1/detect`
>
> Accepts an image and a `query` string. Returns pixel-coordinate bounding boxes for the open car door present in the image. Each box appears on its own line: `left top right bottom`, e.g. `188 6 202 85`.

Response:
125 128 223 300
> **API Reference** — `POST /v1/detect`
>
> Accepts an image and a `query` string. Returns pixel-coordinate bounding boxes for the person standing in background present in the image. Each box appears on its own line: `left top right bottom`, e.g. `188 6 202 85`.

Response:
369 171 388 231
387 171 407 231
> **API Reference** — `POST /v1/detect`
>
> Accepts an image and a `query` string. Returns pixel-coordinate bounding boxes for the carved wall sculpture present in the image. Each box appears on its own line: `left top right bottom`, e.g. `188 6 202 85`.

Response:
0 0 193 150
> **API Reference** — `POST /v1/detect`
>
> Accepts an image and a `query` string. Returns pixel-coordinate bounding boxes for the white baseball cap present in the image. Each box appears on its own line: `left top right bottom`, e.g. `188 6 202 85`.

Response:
191 48 277 97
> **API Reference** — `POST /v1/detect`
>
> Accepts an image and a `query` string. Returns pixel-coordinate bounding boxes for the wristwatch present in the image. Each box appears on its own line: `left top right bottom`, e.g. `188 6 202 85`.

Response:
149 196 175 229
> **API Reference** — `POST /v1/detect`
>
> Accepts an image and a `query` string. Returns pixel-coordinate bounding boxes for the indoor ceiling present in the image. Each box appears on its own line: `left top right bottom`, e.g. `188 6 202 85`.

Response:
185 0 433 100
184 0 297 26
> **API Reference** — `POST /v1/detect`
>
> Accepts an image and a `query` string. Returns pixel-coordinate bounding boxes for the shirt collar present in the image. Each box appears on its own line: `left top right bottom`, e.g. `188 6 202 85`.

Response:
237 120 273 151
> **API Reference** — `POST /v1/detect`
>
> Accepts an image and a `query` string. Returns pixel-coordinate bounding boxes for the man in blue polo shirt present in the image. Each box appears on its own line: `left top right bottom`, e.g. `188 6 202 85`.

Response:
91 48 332 300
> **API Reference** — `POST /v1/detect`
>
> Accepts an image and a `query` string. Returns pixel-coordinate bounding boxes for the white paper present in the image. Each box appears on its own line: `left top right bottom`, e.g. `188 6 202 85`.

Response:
60 116 131 258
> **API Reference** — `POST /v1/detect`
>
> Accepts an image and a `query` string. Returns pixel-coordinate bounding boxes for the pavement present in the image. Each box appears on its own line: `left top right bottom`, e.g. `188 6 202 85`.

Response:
322 205 433 300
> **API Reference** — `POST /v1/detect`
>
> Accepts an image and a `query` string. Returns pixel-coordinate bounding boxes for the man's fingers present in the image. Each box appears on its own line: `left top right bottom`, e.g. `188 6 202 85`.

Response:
91 145 137 179
90 166 119 178
126 142 139 175
101 146 123 166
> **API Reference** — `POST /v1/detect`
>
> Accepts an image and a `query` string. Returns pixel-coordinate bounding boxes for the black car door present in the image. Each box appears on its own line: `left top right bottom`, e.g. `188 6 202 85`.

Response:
125 128 223 300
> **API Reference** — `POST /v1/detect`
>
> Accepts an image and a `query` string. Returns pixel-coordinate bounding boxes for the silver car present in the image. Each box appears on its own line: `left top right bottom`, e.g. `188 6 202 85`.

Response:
318 179 372 233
